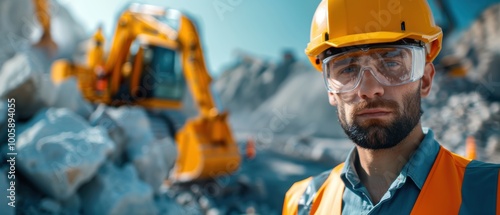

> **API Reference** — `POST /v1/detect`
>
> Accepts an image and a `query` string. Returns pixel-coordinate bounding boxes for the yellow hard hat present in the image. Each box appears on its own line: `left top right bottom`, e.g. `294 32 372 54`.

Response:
306 0 443 71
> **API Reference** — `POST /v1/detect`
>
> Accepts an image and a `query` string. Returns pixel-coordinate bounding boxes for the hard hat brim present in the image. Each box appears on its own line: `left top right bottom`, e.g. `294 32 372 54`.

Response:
305 29 442 57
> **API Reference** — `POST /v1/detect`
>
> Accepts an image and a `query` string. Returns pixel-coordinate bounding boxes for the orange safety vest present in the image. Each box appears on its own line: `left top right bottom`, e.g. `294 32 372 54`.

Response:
283 146 500 215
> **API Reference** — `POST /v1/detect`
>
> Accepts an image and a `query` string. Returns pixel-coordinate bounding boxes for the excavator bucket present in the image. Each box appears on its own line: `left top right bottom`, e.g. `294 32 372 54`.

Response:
173 112 241 182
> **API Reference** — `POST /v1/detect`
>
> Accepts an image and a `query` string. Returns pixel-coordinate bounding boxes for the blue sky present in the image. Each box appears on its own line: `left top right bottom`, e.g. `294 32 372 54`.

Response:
59 0 499 76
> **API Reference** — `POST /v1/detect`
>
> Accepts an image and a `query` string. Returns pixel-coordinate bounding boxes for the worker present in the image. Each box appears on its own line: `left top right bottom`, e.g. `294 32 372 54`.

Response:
283 0 500 214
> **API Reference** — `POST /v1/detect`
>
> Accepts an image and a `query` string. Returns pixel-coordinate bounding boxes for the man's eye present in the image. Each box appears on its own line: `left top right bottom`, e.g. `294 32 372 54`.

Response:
341 66 358 74
384 61 401 68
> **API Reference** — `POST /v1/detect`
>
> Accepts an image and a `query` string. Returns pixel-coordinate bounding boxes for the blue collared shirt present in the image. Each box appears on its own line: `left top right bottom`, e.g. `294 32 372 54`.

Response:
340 128 441 215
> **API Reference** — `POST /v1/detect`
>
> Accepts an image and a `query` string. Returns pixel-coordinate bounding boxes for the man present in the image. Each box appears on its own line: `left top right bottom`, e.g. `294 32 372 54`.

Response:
283 0 500 214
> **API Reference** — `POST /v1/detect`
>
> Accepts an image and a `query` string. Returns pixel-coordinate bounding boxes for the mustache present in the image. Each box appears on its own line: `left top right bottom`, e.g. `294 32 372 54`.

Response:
352 98 399 116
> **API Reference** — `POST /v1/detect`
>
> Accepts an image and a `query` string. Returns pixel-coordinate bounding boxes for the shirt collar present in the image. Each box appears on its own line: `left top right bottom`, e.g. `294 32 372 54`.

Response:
340 128 441 190
405 128 441 189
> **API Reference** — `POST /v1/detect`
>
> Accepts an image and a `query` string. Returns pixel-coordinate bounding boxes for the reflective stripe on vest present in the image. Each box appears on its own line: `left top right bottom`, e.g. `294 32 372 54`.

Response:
283 146 500 215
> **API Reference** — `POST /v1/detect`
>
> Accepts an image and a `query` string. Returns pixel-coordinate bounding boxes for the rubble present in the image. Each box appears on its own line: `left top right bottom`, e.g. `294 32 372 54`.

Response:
105 106 178 193
105 106 156 150
442 4 500 101
154 194 188 215
50 78 94 119
423 90 500 161
422 4 500 161
132 137 177 194
0 54 93 120
17 108 114 200
0 54 46 119
89 105 128 164
0 0 36 66
78 163 157 215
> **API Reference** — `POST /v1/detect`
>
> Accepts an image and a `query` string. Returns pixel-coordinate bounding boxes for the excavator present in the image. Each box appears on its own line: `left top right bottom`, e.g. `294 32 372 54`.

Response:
44 2 241 182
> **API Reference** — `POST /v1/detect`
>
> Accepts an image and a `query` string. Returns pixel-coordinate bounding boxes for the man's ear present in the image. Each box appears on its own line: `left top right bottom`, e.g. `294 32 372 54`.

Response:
420 62 435 98
328 91 338 106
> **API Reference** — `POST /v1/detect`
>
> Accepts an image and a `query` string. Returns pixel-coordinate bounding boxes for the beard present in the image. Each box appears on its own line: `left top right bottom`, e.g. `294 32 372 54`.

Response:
338 87 422 150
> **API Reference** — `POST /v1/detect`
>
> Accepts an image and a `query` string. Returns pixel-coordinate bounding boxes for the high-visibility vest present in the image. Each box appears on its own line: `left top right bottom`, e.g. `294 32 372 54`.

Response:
283 146 500 215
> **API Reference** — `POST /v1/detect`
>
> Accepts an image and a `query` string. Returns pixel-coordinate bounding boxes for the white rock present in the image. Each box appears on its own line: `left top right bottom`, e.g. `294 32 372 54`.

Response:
0 0 36 64
0 0 87 66
0 54 91 120
79 163 157 215
0 54 45 119
89 104 127 164
106 106 177 192
131 137 177 194
47 77 94 119
17 108 114 200
106 106 156 149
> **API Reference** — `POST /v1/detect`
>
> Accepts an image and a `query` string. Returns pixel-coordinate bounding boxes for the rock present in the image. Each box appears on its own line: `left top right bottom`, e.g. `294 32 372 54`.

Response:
48 77 94 119
131 137 177 194
89 105 127 164
106 106 177 192
154 195 187 215
422 91 500 159
0 54 46 119
443 4 500 101
0 55 92 120
0 0 36 65
26 195 81 215
15 170 82 215
39 198 62 214
106 106 156 150
17 108 114 200
0 0 87 68
78 163 157 215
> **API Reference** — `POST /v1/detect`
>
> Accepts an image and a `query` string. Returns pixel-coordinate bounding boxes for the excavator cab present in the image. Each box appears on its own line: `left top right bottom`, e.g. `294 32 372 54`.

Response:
137 45 185 101
119 40 186 109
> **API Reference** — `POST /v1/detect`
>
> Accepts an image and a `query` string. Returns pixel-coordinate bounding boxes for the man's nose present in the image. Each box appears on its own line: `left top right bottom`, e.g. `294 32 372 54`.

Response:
357 68 384 99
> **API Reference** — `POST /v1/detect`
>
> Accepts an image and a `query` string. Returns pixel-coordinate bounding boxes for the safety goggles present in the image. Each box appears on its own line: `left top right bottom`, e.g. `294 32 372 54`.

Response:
322 44 426 93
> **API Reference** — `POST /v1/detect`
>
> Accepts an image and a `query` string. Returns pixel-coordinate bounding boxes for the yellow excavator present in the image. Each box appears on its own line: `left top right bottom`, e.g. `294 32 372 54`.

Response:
46 3 241 182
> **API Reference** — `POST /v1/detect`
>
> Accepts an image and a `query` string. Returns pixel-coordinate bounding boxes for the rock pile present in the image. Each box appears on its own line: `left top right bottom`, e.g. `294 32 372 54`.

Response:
1 104 182 214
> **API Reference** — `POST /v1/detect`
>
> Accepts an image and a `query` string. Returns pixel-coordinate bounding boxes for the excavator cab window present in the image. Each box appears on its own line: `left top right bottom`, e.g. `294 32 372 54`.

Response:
136 45 185 101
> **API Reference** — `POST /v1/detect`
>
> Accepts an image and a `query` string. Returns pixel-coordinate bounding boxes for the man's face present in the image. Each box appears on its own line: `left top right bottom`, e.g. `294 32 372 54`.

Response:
337 83 421 150
327 63 435 150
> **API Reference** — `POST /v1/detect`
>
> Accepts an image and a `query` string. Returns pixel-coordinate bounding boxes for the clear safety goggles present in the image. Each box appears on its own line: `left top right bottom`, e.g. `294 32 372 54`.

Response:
322 44 426 93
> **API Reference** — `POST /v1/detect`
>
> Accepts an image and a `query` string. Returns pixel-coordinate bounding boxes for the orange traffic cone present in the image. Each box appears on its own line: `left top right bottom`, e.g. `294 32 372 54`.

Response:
465 136 477 160
246 137 256 160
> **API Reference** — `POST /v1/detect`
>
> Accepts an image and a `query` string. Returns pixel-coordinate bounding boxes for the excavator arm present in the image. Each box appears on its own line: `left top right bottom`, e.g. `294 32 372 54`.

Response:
173 14 240 181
